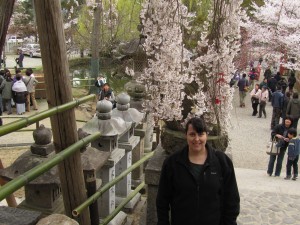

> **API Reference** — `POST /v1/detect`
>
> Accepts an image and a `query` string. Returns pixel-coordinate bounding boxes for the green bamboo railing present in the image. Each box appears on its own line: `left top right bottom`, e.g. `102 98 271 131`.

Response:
0 94 95 137
72 150 155 217
100 182 145 225
0 132 101 201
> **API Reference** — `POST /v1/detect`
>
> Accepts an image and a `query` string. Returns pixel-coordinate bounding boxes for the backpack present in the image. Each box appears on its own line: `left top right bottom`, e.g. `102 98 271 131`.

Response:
250 73 255 80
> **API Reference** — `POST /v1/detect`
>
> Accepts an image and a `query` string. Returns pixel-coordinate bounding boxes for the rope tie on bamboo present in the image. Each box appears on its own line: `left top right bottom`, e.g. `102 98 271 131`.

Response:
75 99 80 107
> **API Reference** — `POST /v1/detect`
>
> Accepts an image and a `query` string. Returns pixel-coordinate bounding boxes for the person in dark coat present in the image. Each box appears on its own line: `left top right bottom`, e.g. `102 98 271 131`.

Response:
156 117 240 225
237 73 249 107
277 77 288 94
274 72 282 82
288 71 296 93
267 75 277 102
267 117 292 177
284 128 299 180
271 86 284 129
286 92 300 129
281 92 291 123
16 50 24 68
2 71 13 114
264 66 272 80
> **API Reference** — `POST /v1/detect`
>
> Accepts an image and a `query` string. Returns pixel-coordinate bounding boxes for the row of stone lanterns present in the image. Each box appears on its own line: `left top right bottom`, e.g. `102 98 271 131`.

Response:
0 91 151 225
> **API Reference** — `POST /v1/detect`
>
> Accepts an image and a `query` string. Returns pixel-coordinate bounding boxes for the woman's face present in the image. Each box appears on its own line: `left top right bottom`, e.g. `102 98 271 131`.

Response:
103 85 109 91
186 124 207 153
285 119 292 127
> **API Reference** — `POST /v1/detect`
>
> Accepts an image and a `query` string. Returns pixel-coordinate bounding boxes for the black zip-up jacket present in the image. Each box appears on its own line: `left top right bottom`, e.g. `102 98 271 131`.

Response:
271 124 290 149
156 145 240 225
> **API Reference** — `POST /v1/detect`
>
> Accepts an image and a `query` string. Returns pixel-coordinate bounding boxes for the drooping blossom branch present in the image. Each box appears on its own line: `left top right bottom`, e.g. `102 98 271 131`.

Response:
192 0 244 135
139 0 200 122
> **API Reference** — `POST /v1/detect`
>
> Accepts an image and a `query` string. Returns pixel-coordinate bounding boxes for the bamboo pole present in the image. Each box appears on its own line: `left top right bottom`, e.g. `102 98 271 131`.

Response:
100 182 145 225
33 1 91 224
0 159 17 207
72 151 155 217
0 94 95 137
0 132 101 202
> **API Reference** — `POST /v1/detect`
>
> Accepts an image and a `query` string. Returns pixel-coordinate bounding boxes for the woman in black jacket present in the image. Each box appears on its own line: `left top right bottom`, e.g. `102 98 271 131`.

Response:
267 117 292 177
156 117 240 225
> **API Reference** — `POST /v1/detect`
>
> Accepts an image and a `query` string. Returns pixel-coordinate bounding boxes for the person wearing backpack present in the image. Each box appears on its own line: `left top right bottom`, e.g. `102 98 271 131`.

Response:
95 75 106 99
286 92 300 129
156 117 240 225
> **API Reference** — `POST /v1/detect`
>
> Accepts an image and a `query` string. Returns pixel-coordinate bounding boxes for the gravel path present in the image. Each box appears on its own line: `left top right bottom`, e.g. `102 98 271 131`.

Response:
229 82 300 225
228 85 275 171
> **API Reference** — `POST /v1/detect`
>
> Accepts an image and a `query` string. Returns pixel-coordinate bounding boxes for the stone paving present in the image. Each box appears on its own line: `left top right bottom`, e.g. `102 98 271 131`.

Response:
237 190 300 225
229 82 300 225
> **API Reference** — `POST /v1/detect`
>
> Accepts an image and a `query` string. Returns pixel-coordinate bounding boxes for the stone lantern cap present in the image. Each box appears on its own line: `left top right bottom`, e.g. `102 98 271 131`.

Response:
124 80 145 100
112 93 144 126
81 117 132 137
81 99 132 138
0 151 60 185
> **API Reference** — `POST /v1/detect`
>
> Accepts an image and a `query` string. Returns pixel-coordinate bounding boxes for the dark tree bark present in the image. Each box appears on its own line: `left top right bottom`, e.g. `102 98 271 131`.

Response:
0 0 16 62
34 1 91 224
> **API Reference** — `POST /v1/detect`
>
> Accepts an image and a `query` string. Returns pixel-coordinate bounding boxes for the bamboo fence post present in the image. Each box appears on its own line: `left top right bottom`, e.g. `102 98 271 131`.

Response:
33 1 90 224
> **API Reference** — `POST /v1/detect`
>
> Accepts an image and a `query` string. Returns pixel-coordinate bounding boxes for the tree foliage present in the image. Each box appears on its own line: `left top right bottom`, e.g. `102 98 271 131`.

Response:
8 0 36 37
245 0 300 70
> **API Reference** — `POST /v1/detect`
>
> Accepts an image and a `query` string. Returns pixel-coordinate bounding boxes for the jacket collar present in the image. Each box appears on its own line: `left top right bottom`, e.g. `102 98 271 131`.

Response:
176 144 217 167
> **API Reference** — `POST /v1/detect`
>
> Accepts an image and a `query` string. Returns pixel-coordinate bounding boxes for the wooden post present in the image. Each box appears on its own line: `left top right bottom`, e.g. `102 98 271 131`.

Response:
33 1 90 224
0 0 16 62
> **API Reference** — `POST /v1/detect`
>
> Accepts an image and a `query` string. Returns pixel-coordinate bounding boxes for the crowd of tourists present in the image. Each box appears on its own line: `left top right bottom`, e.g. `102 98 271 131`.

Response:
0 68 38 122
235 64 299 181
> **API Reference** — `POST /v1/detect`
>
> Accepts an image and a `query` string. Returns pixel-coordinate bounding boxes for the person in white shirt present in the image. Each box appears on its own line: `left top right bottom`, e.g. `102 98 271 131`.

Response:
258 86 269 118
250 84 261 116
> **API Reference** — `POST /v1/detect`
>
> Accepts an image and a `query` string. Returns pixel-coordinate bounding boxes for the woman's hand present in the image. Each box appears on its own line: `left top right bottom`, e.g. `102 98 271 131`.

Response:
276 134 283 139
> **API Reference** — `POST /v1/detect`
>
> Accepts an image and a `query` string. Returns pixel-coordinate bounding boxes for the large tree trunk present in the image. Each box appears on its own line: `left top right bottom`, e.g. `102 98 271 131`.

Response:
89 0 101 94
0 0 15 63
33 1 90 224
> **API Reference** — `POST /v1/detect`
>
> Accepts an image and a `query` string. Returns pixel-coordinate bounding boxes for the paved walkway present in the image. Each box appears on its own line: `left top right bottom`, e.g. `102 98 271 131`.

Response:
0 99 92 147
229 85 300 224
3 54 43 69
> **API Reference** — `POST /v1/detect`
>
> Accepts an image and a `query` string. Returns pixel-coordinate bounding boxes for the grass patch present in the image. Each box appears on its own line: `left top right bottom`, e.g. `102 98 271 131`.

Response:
72 87 89 98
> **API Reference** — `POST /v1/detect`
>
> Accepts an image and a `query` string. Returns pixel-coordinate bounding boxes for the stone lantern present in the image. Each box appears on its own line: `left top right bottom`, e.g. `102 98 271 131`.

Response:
112 93 145 209
0 125 64 216
81 99 132 224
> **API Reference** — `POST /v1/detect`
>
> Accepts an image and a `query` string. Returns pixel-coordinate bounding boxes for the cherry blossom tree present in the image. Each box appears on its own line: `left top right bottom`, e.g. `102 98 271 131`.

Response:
140 0 244 136
192 0 244 135
245 0 300 70
139 0 201 123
